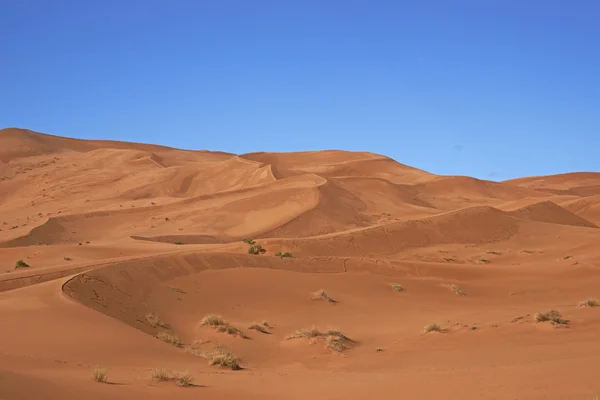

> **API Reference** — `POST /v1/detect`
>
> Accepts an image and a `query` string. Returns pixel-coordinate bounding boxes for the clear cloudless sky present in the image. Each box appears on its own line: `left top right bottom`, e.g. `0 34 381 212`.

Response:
1 0 599 180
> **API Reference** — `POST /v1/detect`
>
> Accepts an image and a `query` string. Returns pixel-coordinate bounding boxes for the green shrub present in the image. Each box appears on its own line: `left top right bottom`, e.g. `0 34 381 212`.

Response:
15 260 29 269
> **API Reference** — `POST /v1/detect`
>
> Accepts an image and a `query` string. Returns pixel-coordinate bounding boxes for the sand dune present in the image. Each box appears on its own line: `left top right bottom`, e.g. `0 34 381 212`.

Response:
1 128 600 400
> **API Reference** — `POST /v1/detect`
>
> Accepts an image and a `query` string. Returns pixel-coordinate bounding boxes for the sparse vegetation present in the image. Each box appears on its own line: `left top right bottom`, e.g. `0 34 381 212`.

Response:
248 244 264 255
443 257 455 262
15 260 29 269
535 310 568 325
174 241 184 245
92 367 107 383
479 257 489 264
200 314 248 338
390 283 404 292
171 287 186 293
579 298 598 308
275 251 294 258
175 371 195 387
312 289 337 303
564 255 572 260
156 332 184 347
151 367 173 381
242 238 256 245
487 251 502 255
248 323 270 334
424 323 443 333
201 314 226 327
145 312 167 328
151 368 195 386
286 327 353 352
205 346 242 370
376 347 384 352
451 284 466 296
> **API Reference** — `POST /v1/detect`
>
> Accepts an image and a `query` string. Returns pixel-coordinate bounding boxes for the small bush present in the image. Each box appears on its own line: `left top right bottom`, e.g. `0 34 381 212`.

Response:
390 283 403 292
175 371 195 387
156 332 183 347
217 324 248 338
424 323 443 333
248 244 262 255
535 310 568 325
312 289 337 303
201 314 247 338
201 314 226 327
92 367 107 383
275 251 293 258
243 238 256 245
151 367 173 381
15 260 29 269
579 298 599 308
206 346 242 370
174 241 184 245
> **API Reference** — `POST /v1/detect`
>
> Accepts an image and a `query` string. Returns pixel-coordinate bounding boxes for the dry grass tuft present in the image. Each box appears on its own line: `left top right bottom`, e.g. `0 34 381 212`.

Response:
175 371 195 387
390 283 404 292
451 284 466 296
286 327 353 352
151 368 195 386
145 312 166 328
217 324 249 338
535 310 568 325
205 346 242 370
201 314 248 338
312 289 337 303
92 367 107 383
248 323 270 334
424 323 443 333
201 314 226 327
156 332 184 347
579 298 598 308
151 367 173 382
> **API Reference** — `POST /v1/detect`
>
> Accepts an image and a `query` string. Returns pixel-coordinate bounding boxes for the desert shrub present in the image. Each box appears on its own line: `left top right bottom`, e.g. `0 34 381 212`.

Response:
156 332 183 347
390 283 403 292
243 238 256 245
174 241 184 245
248 244 263 255
535 310 568 325
579 298 598 308
286 327 353 352
145 312 166 328
206 347 242 370
92 367 107 383
312 289 337 303
15 260 29 269
451 284 466 296
201 314 226 327
248 323 270 334
201 314 247 338
151 367 173 381
175 371 195 387
424 323 443 333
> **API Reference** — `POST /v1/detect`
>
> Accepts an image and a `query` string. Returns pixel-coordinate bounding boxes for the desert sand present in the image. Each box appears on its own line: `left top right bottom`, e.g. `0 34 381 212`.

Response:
1 127 599 399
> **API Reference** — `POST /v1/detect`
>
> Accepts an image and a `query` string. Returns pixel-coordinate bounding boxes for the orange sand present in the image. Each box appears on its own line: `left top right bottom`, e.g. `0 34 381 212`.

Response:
1 128 600 399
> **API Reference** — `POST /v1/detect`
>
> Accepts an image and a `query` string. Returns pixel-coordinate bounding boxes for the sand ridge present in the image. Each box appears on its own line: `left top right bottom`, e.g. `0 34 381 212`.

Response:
1 128 600 399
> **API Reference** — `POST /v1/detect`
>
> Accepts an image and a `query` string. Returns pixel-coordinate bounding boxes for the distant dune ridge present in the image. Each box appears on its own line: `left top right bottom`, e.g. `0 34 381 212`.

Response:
1 127 600 400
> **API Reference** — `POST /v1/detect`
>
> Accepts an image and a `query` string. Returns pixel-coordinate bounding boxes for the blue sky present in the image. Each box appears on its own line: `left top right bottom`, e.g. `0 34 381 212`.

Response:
1 1 598 180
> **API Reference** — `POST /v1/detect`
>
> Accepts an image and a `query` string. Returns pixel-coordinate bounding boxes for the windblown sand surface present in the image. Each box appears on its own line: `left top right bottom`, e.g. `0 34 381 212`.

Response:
1 128 600 399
